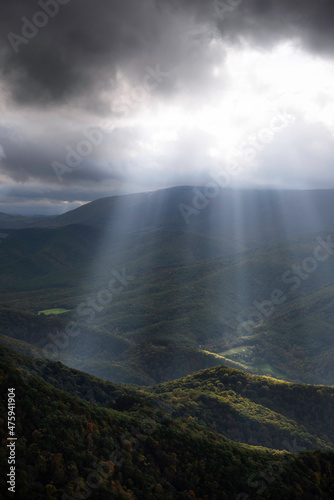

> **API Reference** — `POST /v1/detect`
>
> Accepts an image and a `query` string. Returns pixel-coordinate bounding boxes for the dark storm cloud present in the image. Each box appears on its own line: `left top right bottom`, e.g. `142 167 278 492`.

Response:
215 0 334 55
1 0 334 214
0 129 117 184
1 0 334 113
1 0 209 111
1 0 334 107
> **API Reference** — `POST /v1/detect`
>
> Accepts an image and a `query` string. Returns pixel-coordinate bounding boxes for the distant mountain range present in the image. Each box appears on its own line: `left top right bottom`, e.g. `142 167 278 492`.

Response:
0 186 334 386
2 186 334 246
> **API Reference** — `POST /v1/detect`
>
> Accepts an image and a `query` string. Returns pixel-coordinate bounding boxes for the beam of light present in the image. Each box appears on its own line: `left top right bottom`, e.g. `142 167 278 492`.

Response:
221 190 254 347
97 40 334 191
49 38 334 376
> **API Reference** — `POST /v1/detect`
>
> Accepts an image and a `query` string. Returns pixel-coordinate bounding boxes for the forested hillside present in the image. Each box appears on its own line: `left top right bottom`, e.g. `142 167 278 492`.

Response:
1 345 334 499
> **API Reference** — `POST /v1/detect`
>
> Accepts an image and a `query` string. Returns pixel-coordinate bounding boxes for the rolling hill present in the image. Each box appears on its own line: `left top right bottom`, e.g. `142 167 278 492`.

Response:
1 344 334 499
0 232 334 385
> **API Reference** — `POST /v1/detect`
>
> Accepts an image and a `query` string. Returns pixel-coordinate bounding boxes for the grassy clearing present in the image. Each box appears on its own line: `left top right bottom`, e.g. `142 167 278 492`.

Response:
257 363 285 379
219 346 252 356
38 308 70 316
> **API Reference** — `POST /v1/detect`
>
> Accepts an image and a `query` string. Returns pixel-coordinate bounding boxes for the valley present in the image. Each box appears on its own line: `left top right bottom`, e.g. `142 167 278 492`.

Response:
1 187 334 498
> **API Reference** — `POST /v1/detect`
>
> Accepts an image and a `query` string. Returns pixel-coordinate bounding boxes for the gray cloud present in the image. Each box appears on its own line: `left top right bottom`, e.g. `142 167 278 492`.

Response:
1 0 217 111
253 120 334 189
2 0 334 111
1 0 334 214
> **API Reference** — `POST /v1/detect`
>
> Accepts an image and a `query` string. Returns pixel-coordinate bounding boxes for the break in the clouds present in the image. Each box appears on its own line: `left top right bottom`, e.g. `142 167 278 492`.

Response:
1 0 334 213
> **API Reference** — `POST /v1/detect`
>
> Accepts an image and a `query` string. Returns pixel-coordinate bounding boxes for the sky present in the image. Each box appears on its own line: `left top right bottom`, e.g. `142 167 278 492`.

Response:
1 0 334 214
